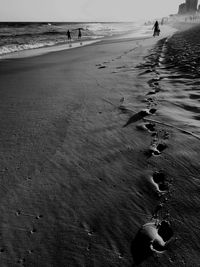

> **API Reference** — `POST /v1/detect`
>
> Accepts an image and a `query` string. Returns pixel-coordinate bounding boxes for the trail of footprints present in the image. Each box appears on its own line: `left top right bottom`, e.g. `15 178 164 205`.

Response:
1 41 175 265
123 39 175 262
95 39 175 261
95 45 139 71
0 205 44 265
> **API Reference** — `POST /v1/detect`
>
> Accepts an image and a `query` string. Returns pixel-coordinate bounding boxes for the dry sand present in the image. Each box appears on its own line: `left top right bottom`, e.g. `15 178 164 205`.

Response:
0 24 200 266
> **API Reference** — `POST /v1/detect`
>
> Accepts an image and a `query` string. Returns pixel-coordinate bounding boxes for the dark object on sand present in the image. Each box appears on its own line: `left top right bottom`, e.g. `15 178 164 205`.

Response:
123 109 156 127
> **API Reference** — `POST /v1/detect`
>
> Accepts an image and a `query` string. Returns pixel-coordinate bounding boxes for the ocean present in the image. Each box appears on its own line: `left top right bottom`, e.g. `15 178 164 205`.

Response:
0 22 152 58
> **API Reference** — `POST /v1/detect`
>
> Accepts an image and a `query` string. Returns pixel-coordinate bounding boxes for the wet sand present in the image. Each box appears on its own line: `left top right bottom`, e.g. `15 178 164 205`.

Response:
0 24 200 266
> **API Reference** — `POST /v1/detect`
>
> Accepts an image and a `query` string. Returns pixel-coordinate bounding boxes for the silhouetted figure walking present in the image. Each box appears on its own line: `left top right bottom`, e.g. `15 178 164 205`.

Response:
67 30 71 41
152 21 160 37
78 28 82 39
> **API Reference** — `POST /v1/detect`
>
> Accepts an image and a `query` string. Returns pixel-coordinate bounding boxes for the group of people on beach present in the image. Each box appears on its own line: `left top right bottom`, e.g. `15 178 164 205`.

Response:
67 21 160 41
67 28 82 41
67 21 160 43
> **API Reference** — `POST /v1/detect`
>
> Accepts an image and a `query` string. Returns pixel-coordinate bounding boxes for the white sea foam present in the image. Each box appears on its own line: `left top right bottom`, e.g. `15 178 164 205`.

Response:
0 41 56 55
0 40 101 60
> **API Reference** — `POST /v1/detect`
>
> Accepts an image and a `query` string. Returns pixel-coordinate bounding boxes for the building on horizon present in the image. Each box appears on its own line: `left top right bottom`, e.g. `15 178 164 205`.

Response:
178 0 198 14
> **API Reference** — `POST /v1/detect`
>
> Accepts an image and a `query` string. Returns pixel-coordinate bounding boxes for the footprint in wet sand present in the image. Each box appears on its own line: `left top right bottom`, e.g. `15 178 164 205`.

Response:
146 220 173 252
149 108 157 114
15 210 21 216
151 171 170 193
149 142 167 156
136 122 156 133
35 214 43 220
132 219 173 264
30 228 37 235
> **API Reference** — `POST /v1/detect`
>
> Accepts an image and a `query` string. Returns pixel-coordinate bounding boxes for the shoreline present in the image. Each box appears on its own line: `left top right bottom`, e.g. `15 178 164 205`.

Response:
0 25 155 61
0 39 102 60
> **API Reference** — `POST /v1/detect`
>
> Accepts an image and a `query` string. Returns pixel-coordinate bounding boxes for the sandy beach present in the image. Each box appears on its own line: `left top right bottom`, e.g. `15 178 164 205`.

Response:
0 24 200 266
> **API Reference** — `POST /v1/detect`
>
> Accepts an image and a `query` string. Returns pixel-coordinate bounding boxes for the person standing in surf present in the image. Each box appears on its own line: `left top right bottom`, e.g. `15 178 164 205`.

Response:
152 21 160 37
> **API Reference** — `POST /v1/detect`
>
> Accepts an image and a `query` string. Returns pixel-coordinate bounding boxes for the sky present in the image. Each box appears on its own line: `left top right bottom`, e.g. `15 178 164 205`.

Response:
0 0 185 22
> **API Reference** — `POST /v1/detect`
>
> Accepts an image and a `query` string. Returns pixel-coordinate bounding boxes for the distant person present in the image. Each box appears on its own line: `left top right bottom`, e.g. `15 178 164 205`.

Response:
78 28 82 39
67 30 71 41
152 21 160 37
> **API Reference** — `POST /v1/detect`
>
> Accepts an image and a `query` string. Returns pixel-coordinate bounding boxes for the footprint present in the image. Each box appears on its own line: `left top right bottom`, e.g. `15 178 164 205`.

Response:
151 171 169 193
149 108 157 114
150 220 173 252
35 214 43 220
132 220 173 264
145 123 156 132
149 142 167 156
136 122 156 132
157 143 167 152
87 244 91 251
141 220 173 252
30 228 37 235
15 210 21 216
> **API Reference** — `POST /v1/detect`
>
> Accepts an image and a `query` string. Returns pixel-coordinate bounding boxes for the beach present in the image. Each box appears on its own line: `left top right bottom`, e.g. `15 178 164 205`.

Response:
0 23 200 267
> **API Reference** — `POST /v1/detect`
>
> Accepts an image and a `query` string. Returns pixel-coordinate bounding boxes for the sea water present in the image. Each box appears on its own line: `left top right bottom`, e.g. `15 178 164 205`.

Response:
0 22 152 58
